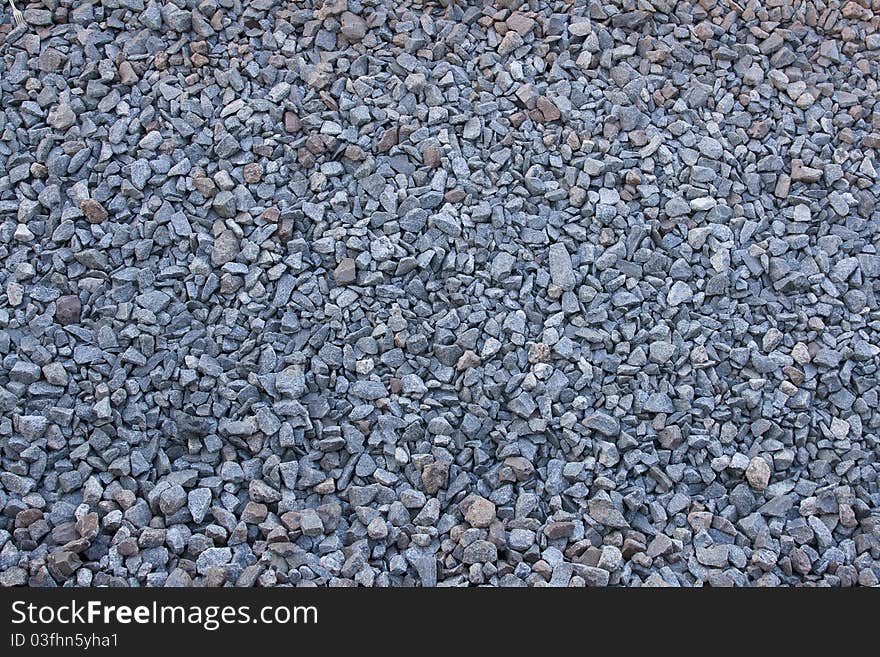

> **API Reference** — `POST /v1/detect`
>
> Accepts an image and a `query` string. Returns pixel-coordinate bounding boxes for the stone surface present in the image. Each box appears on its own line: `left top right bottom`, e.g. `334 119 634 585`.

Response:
0 0 877 591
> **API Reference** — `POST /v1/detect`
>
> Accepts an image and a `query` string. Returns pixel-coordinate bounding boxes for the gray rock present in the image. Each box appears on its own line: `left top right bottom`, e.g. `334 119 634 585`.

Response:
548 243 576 290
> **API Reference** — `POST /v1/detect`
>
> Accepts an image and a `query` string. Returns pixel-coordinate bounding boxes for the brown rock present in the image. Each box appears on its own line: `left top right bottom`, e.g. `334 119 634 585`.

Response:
204 567 227 587
544 521 575 540
316 0 346 19
313 478 335 495
243 163 263 183
75 512 99 540
497 31 523 56
621 537 646 559
515 84 538 108
774 173 791 198
790 546 812 575
746 457 771 491
658 425 683 449
366 517 388 540
791 159 822 183
284 111 301 133
340 11 367 41
55 295 82 325
536 97 561 122
503 456 534 481
334 258 357 285
80 198 108 223
305 134 326 155
783 365 805 386
456 350 481 371
696 544 730 567
119 61 138 85
841 1 871 19
506 13 535 36
278 217 295 245
16 508 43 528
528 343 550 363
297 148 315 168
280 511 302 532
444 188 466 203
345 144 365 161
51 522 77 545
241 502 268 524
376 127 398 153
421 460 450 494
423 144 441 168
193 176 216 197
464 496 496 528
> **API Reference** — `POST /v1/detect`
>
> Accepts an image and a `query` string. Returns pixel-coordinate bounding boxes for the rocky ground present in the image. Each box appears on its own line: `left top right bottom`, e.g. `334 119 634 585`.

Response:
1 0 879 588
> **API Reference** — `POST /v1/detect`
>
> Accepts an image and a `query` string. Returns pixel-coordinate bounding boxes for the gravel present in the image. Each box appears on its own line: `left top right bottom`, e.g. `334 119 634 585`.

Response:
0 1 879 589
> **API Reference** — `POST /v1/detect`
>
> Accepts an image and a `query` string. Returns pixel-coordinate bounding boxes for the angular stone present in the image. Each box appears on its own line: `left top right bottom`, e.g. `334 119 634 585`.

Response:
548 242 576 290
80 199 108 223
334 258 357 285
